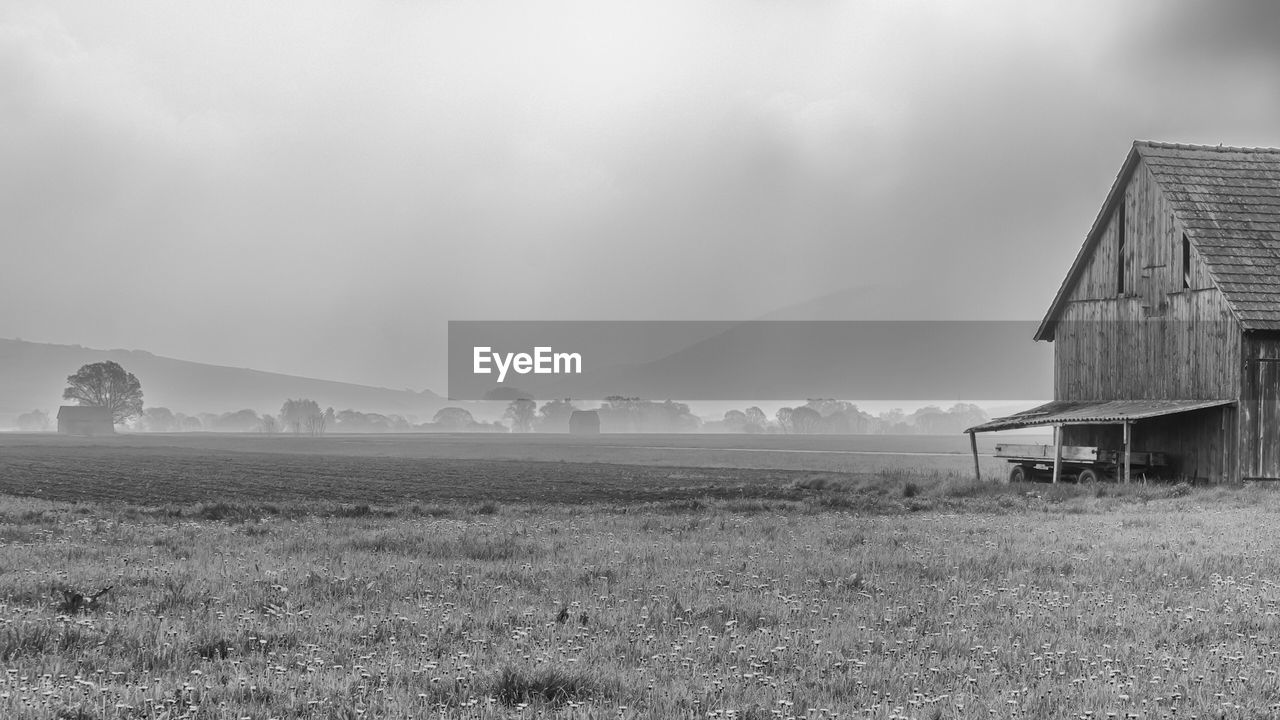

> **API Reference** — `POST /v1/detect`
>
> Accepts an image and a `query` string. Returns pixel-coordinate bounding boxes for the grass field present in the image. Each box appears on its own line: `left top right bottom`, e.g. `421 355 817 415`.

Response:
0 432 1033 493
1 434 1272 719
0 432 1017 507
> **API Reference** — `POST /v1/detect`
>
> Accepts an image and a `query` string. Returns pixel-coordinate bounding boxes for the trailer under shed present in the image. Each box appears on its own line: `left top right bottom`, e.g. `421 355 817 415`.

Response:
966 398 1235 483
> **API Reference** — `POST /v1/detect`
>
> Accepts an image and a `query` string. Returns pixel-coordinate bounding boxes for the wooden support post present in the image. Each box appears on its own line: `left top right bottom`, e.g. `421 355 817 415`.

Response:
1123 421 1132 485
1052 425 1062 484
969 431 981 482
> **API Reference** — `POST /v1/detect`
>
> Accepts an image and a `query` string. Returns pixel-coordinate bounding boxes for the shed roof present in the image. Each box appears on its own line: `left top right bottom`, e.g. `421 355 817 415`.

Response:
56 405 113 420
964 398 1235 434
1036 141 1280 340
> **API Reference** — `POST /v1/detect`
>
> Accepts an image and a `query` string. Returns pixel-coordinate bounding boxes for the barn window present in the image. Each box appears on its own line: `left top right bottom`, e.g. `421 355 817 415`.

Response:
1116 200 1127 295
1182 234 1192 289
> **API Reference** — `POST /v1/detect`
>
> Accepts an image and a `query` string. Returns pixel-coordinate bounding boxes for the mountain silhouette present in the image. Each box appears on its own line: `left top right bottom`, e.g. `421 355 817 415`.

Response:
0 338 442 425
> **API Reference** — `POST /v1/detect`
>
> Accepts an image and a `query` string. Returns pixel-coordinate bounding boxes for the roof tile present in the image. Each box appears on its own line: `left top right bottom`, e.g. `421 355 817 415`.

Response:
1140 143 1280 329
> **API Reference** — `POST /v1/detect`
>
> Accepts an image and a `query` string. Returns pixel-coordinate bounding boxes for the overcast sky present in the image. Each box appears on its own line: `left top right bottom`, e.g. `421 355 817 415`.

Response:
3 0 1278 391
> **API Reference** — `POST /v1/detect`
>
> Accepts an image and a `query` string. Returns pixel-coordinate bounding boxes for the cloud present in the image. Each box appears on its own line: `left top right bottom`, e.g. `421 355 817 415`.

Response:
1 0 1278 389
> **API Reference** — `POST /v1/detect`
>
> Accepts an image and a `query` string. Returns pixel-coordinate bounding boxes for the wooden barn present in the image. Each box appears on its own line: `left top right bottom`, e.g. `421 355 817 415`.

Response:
57 405 115 436
568 410 600 435
969 141 1280 482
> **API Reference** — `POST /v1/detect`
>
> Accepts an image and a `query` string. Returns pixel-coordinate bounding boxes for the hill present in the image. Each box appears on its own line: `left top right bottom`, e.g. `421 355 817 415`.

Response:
0 338 442 426
531 320 1052 402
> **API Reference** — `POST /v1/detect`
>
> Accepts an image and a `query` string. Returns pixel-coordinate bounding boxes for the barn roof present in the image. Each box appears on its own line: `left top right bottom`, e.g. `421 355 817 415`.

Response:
1035 141 1280 341
964 398 1235 434
56 405 113 420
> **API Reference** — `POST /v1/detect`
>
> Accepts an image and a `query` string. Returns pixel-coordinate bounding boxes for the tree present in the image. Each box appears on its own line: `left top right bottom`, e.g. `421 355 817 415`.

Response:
214 409 261 432
504 398 537 433
744 407 768 433
336 410 387 432
803 399 855 417
140 407 178 432
946 403 989 431
280 399 323 434
775 407 794 433
790 406 822 434
258 415 279 434
801 399 873 434
876 408 909 434
63 361 143 424
16 409 49 431
536 399 578 432
304 413 326 436
483 386 533 401
596 396 700 433
909 406 949 434
432 407 476 430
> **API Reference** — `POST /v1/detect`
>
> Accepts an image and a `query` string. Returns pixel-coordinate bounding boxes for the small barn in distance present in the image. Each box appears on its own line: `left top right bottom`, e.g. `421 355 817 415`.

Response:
568 410 600 435
969 141 1280 482
57 406 115 436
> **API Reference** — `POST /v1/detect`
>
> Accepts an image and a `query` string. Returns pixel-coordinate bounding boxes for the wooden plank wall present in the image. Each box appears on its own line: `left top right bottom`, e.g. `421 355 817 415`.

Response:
1054 291 1239 400
1054 158 1242 402
1241 333 1280 479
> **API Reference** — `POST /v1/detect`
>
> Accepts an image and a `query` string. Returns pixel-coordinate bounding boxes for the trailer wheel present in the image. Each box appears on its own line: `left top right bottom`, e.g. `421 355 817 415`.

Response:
1009 465 1030 483
1077 468 1101 484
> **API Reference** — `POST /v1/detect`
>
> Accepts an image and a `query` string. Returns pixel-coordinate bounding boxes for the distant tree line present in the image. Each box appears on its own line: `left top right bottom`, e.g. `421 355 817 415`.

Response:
499 397 700 433
24 360 989 436
495 397 986 435
124 401 505 434
54 397 989 435
708 400 989 435
597 396 700 433
16 409 51 431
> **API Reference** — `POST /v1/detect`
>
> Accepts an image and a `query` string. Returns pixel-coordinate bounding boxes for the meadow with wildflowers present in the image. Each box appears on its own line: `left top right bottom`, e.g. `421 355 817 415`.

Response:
3 462 1280 719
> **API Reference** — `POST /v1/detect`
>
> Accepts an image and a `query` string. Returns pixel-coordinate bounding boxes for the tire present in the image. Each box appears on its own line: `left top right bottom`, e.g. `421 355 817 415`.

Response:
1009 465 1029 483
1077 468 1101 484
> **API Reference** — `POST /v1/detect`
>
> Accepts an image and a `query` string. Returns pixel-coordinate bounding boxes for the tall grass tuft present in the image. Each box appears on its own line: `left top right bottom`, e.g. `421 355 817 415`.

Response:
490 666 598 707
0 623 53 662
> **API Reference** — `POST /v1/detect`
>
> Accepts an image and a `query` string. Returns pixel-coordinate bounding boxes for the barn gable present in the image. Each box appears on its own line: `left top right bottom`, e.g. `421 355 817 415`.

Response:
1036 141 1280 341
